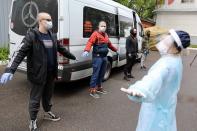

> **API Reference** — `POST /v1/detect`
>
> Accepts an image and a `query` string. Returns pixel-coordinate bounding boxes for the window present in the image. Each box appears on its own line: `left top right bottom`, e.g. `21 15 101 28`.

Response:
83 6 118 38
119 16 133 37
11 0 58 36
181 0 194 3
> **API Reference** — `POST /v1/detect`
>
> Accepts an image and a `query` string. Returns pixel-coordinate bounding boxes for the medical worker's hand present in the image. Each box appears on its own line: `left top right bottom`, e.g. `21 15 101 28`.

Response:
82 51 89 57
0 73 13 85
120 87 145 97
75 58 79 61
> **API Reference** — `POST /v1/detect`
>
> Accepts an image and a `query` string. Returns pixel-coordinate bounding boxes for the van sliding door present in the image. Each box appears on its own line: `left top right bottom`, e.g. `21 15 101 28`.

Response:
117 8 133 67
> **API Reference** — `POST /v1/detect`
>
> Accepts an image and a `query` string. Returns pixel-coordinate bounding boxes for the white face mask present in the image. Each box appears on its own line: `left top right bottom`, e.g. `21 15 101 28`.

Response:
46 21 53 30
99 26 106 32
156 35 174 55
156 41 168 55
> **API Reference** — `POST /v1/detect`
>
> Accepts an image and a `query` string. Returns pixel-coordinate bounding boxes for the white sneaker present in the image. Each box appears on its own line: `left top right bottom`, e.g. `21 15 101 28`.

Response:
29 119 39 131
44 111 61 122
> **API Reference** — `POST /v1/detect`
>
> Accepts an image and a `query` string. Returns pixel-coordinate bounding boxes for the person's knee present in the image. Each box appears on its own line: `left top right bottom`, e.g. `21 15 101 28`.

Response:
29 99 41 109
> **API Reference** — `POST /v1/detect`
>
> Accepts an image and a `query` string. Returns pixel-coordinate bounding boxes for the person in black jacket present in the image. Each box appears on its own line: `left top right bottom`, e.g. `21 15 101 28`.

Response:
123 28 138 81
0 12 76 131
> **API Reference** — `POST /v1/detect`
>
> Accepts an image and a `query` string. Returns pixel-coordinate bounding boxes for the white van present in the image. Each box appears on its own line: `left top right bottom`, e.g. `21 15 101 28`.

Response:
9 0 144 82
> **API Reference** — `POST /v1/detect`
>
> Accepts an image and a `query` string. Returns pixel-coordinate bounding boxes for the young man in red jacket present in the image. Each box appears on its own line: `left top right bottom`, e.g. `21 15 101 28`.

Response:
82 21 118 98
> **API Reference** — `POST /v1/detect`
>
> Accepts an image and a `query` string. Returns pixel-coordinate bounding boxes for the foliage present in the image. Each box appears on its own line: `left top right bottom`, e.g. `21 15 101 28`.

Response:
113 0 157 19
0 47 9 61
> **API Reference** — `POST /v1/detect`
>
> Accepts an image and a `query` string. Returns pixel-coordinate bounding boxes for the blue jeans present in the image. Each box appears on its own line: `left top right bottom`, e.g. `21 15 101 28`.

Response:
90 57 107 88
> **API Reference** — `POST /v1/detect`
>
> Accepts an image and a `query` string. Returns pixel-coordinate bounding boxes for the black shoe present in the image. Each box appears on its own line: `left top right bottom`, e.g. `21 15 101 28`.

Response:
29 119 39 131
123 76 130 81
128 74 134 78
141 66 147 70
44 111 61 122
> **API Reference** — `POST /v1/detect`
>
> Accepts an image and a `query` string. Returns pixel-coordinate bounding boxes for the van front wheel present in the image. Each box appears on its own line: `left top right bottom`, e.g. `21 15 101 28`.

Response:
103 60 112 81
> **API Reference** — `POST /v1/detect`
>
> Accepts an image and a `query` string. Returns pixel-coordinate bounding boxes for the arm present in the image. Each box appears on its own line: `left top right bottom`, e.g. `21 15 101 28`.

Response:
127 63 169 103
108 40 117 52
57 42 76 60
126 37 132 53
5 31 33 74
84 32 97 52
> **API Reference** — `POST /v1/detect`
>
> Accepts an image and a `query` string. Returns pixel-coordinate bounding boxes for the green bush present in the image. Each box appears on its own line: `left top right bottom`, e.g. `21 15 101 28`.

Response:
0 48 9 61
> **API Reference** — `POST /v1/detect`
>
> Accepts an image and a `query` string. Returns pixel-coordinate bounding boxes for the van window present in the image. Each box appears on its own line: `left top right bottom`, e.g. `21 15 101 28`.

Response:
11 0 58 36
119 16 133 37
83 6 117 38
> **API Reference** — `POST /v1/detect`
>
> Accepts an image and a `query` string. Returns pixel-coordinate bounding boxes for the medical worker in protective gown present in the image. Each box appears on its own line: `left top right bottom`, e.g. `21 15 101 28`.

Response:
121 29 190 131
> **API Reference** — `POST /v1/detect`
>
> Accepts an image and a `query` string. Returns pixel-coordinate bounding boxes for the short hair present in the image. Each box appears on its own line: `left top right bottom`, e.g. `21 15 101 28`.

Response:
130 28 136 34
98 21 106 26
37 12 51 22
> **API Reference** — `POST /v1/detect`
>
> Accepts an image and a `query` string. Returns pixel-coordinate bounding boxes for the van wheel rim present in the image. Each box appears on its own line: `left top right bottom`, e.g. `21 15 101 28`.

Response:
104 62 111 80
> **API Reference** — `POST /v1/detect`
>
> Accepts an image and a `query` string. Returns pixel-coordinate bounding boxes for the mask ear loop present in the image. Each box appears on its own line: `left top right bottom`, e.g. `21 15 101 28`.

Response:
174 41 182 54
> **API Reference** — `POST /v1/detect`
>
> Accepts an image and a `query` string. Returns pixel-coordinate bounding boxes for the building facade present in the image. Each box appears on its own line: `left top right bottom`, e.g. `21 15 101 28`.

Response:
0 0 12 47
156 0 197 44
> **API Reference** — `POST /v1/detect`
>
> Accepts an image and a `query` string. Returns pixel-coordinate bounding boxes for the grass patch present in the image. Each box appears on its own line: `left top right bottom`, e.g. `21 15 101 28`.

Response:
190 44 197 48
0 48 9 61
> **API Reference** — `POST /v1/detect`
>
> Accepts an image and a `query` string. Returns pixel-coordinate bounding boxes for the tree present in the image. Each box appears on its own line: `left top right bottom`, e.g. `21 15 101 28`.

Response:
113 0 157 19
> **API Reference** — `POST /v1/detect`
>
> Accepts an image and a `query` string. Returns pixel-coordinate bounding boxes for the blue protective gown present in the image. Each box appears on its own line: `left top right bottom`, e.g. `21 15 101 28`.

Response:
128 55 183 131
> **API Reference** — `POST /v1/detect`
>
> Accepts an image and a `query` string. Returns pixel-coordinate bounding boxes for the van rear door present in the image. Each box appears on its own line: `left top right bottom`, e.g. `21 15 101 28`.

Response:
10 0 58 71
10 0 58 35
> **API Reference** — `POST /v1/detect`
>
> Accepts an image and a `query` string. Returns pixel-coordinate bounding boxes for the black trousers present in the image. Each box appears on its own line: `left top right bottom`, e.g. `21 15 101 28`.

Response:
29 71 55 120
124 55 136 76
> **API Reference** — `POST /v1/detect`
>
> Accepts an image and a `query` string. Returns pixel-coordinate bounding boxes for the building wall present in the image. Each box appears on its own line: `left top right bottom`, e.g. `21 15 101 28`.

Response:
0 0 12 48
156 11 197 44
162 0 197 8
156 0 197 44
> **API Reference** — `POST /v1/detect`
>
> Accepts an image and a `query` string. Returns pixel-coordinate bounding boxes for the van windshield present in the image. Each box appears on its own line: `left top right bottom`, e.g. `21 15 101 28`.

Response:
11 0 58 36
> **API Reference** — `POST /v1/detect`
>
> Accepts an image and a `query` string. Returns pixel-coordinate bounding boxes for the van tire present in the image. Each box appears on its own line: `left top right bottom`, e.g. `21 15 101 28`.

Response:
103 59 112 81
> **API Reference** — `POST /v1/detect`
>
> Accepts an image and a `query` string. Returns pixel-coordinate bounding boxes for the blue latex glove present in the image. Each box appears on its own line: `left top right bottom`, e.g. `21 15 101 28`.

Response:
82 51 89 57
0 73 13 84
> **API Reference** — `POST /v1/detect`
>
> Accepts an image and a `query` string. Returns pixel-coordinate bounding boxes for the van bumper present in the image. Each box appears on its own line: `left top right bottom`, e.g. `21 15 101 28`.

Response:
57 60 92 82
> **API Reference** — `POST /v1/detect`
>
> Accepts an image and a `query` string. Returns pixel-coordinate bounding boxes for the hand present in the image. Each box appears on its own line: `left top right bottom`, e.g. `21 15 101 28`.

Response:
0 73 13 85
128 53 132 57
120 87 145 97
75 58 79 61
82 51 89 57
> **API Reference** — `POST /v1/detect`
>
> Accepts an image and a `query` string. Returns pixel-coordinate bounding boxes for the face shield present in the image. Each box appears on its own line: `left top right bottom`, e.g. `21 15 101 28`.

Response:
156 34 175 55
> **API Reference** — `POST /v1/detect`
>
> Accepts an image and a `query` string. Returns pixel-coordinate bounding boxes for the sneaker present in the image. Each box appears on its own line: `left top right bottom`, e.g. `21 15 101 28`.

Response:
141 66 147 70
44 111 61 122
29 119 39 131
96 87 107 94
90 93 100 99
89 88 100 99
123 76 130 81
127 74 134 78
